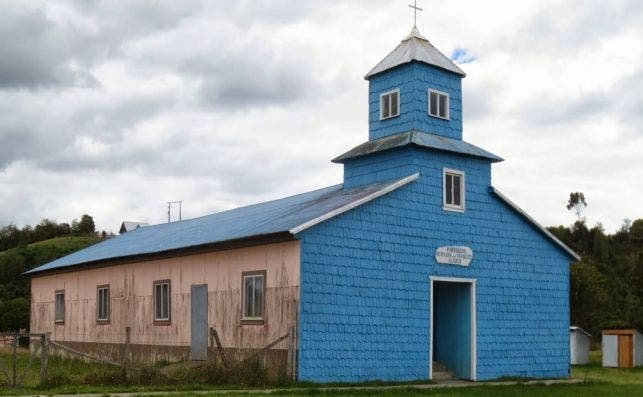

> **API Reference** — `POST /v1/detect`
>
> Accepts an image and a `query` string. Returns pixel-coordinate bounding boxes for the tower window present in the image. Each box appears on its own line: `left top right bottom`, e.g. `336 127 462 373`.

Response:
443 168 465 211
380 89 400 120
429 89 449 120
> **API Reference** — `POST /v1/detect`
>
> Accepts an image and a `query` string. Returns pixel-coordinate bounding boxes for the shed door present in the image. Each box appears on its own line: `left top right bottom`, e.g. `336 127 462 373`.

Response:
618 334 633 368
191 284 208 361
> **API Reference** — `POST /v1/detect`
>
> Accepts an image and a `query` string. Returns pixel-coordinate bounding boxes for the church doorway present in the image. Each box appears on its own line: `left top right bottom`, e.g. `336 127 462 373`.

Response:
430 277 476 381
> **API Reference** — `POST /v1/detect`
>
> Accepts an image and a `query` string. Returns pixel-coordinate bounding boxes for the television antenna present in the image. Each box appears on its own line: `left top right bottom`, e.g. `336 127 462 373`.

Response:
167 201 183 223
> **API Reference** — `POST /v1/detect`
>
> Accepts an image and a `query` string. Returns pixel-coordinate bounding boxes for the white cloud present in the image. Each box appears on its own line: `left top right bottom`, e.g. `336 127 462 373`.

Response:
0 0 641 233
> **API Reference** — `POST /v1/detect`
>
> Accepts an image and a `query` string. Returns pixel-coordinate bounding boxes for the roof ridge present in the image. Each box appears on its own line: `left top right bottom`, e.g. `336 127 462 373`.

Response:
402 26 429 42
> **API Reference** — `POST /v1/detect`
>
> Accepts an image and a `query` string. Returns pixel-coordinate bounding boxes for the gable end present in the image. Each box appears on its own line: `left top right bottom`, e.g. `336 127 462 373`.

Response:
491 187 580 261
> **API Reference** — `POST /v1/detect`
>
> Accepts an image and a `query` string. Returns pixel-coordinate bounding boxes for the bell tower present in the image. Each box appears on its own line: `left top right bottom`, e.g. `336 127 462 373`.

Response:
365 27 466 141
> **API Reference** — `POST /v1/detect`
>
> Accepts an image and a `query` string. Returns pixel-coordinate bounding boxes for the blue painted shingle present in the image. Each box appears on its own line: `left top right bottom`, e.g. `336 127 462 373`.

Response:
297 147 575 382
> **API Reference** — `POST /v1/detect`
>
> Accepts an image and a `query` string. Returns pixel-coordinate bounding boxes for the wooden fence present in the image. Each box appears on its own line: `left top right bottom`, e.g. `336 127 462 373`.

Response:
209 326 297 381
0 332 49 388
0 326 296 387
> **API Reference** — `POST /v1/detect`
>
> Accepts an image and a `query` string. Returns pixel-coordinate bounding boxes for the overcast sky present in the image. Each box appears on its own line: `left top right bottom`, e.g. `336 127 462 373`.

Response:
0 0 641 234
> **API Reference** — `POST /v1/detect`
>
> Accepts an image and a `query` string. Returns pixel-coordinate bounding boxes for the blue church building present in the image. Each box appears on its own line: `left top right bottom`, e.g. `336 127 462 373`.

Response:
28 27 579 382
296 27 579 381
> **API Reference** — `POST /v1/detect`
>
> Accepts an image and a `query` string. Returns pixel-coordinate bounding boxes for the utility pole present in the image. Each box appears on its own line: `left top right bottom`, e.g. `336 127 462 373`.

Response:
167 201 183 223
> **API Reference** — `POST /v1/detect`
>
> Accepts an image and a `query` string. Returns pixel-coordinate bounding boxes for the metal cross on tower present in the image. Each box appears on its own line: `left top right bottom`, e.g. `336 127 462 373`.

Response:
408 0 423 28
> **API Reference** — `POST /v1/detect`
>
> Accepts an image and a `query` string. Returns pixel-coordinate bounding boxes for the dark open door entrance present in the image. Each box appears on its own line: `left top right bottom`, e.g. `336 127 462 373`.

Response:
431 280 474 380
191 284 208 361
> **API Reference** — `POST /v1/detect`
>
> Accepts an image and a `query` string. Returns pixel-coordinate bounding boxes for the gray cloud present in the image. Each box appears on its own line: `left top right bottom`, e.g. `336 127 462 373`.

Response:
611 70 643 132
0 1 197 90
515 0 643 53
188 52 318 109
0 1 640 234
0 5 94 89
519 94 608 127
515 68 643 130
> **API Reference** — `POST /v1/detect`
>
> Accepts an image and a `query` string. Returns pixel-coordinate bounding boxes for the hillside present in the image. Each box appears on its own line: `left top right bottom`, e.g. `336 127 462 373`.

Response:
0 235 103 331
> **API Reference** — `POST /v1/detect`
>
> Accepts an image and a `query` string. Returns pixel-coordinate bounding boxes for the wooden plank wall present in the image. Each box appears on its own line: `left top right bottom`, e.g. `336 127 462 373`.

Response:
30 241 300 353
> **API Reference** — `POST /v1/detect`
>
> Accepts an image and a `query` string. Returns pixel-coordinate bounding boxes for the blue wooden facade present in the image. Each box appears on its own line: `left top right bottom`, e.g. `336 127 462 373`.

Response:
294 28 577 382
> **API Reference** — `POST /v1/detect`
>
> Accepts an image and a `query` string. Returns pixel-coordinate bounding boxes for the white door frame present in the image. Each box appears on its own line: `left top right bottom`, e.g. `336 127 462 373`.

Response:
429 276 477 381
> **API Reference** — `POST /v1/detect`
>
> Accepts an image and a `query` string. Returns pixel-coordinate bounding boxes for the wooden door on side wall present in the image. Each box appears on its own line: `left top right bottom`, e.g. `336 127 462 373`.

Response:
617 334 633 368
191 284 209 361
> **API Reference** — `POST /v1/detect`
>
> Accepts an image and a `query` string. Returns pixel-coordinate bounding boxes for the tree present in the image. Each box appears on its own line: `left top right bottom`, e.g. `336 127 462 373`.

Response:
77 214 95 234
567 192 587 222
569 261 609 336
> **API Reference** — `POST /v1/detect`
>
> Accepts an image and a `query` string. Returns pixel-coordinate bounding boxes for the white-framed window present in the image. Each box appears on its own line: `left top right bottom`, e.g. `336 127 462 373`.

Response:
154 280 171 322
242 271 265 321
96 285 110 322
380 89 400 120
54 290 65 324
428 89 449 120
443 168 465 211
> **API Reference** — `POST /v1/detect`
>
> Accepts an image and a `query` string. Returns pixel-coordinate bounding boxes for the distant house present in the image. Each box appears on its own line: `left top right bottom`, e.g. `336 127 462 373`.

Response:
602 329 642 368
570 326 591 365
119 221 149 234
26 26 579 382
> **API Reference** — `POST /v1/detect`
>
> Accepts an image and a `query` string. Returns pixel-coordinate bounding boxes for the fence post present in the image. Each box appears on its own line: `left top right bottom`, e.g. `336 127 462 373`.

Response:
11 334 17 388
124 327 131 379
40 333 49 384
287 326 296 382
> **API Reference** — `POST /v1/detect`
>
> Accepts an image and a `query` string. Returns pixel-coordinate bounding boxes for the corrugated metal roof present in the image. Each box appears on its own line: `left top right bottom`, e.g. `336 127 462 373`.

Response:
25 174 419 275
365 27 466 79
332 130 504 163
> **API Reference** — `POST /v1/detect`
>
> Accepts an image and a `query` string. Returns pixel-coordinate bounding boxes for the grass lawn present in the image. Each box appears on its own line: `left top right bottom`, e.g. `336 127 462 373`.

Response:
0 348 641 396
571 350 643 385
185 384 643 396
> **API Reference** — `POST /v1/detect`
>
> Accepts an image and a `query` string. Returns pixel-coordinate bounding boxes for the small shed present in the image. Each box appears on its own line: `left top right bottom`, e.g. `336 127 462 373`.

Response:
570 326 591 365
602 329 643 368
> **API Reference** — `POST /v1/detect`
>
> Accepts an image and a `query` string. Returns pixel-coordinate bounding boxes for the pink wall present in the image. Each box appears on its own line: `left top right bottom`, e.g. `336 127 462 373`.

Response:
30 241 300 349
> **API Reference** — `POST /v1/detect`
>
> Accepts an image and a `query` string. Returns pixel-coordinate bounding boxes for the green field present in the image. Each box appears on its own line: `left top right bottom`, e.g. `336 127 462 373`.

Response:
0 235 103 257
26 235 103 250
0 348 642 396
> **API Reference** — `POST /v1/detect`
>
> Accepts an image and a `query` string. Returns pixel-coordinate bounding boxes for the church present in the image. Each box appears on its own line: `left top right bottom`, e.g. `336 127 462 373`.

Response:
27 24 578 382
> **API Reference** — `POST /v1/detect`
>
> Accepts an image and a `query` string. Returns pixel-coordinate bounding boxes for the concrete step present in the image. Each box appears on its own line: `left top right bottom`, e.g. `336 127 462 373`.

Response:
432 361 455 380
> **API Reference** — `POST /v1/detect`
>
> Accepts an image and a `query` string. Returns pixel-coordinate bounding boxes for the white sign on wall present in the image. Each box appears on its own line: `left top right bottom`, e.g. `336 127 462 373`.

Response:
435 246 473 267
